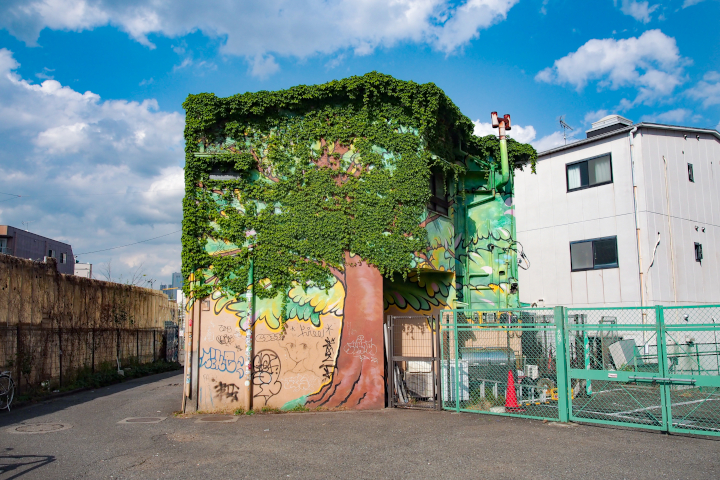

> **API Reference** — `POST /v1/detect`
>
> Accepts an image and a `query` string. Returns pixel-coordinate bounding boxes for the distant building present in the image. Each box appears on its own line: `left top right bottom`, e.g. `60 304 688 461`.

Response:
74 262 92 279
0 225 75 275
515 115 720 307
161 273 183 300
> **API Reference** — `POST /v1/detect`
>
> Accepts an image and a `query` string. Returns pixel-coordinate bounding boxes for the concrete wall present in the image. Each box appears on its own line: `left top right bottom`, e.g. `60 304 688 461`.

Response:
0 254 175 328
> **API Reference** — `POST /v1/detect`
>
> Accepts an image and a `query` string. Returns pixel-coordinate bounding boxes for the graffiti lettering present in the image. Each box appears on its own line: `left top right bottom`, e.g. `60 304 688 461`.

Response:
256 332 285 343
218 325 234 332
216 334 235 345
299 324 332 338
199 348 245 379
344 335 378 363
214 381 240 402
253 350 282 405
320 337 337 380
284 375 313 391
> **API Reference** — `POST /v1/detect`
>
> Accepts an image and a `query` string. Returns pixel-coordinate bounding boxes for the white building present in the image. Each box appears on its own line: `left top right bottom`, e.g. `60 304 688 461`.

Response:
74 262 92 279
515 115 720 307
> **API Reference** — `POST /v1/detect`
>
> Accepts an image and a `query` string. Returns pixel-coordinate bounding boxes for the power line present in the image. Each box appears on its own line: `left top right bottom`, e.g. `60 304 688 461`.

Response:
75 229 182 256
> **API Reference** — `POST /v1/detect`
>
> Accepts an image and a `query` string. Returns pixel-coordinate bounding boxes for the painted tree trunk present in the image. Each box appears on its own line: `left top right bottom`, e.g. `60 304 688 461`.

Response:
305 252 385 409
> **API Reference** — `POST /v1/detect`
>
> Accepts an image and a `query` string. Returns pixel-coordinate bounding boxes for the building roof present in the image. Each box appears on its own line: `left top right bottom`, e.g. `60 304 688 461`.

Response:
0 225 73 247
538 122 720 157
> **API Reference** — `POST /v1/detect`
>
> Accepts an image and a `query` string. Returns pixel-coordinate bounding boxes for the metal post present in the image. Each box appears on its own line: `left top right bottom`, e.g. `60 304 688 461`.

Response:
656 305 671 432
388 316 394 408
435 315 442 410
153 330 156 362
136 329 140 363
584 331 592 395
91 328 95 374
58 327 63 388
554 306 570 422
244 258 254 411
16 324 21 394
453 311 460 413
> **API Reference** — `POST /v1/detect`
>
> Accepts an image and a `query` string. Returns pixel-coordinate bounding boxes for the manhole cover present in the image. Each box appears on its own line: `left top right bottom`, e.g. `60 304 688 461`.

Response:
196 416 238 423
118 417 166 424
9 423 72 434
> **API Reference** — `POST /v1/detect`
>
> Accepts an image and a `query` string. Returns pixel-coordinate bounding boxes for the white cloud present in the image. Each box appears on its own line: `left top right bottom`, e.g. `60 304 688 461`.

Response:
687 71 720 108
639 108 692 124
0 0 520 77
250 54 280 79
472 120 537 143
615 0 659 23
535 30 687 108
584 109 609 125
0 48 184 282
531 131 580 153
683 0 706 7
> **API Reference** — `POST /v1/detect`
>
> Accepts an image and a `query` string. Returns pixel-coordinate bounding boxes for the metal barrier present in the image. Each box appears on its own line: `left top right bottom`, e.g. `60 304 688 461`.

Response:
440 305 720 436
387 315 441 409
440 308 561 421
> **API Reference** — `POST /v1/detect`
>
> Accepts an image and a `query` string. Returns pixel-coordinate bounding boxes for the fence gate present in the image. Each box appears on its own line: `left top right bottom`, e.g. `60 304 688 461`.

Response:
566 306 720 436
387 315 441 409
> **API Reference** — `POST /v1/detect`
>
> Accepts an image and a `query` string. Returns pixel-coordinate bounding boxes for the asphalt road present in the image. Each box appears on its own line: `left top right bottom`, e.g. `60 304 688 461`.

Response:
0 372 718 479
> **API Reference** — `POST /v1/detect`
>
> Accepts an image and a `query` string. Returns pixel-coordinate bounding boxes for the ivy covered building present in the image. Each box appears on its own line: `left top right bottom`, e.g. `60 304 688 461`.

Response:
181 73 535 412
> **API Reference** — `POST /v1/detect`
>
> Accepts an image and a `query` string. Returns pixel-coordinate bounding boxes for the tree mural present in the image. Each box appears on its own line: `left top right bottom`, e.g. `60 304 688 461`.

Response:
182 73 536 409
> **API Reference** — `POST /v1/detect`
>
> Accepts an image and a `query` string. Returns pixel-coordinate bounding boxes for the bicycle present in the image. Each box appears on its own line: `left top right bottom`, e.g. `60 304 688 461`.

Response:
0 371 15 411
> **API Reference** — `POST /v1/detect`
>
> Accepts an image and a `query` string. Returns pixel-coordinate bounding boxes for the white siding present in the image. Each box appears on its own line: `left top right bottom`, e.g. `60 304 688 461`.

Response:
516 125 720 307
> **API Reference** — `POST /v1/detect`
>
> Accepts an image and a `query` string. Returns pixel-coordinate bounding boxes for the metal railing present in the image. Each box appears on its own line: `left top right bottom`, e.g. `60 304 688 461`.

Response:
440 305 720 437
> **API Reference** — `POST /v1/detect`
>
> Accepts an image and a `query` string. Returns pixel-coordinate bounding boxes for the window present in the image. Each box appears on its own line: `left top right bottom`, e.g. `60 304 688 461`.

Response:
695 243 703 263
688 163 694 182
566 154 613 191
570 236 618 271
428 169 449 215
61 253 67 264
48 249 55 258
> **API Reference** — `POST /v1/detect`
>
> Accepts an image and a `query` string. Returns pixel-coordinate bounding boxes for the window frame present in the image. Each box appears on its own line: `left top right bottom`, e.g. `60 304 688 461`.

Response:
570 236 619 272
61 253 67 264
566 153 614 193
428 168 450 216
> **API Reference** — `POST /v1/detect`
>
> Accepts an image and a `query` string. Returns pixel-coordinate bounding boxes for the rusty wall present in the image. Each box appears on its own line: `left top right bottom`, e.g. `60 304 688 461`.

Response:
0 254 176 329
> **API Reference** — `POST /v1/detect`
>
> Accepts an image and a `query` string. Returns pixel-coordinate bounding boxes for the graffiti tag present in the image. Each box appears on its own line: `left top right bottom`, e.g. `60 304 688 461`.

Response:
199 348 245 379
320 337 337 380
344 335 377 363
216 334 235 345
284 375 313 391
214 380 240 402
253 350 282 405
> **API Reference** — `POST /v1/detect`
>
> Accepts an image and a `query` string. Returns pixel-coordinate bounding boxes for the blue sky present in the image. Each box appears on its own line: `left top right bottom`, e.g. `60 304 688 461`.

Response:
0 0 718 285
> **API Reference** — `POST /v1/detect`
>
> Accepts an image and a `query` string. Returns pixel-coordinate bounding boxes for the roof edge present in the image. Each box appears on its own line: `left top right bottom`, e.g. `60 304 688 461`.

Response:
537 122 720 157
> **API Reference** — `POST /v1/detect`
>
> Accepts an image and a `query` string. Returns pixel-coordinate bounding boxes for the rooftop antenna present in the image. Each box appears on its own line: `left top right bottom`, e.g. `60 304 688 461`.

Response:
559 116 574 145
22 221 32 232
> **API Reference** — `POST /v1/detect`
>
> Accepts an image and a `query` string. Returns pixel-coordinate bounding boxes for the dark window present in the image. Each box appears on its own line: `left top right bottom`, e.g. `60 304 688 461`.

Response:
428 169 449 215
688 163 694 182
48 249 55 258
695 243 703 263
570 236 619 271
567 154 613 191
61 253 67 264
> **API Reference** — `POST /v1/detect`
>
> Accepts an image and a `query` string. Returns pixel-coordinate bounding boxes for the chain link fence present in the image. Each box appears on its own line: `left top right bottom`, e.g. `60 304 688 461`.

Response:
0 325 170 394
440 305 720 436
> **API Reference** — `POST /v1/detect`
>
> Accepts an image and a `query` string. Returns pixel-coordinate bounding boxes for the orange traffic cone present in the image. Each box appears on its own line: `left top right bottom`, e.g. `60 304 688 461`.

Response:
505 370 524 412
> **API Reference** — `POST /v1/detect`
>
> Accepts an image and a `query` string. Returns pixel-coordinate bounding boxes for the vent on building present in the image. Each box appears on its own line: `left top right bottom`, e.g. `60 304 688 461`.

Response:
688 163 694 182
695 243 703 263
586 115 633 138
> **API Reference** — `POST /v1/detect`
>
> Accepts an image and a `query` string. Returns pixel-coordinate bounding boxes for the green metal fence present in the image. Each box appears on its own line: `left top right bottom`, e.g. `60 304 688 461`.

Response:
440 305 720 436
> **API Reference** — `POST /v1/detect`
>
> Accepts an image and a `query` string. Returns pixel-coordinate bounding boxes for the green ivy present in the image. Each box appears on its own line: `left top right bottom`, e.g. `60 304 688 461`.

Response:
182 72 536 303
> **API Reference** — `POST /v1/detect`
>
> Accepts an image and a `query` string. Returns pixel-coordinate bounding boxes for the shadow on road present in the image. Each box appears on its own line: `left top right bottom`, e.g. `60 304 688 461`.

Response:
0 370 182 428
0 451 55 480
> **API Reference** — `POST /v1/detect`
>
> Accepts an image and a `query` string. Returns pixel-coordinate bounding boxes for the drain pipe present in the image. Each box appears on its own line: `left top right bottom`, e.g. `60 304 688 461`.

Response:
629 128 646 321
244 258 254 411
491 112 511 190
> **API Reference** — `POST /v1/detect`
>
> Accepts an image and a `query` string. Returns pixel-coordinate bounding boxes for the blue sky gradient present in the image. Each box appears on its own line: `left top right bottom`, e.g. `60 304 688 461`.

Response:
0 0 718 284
